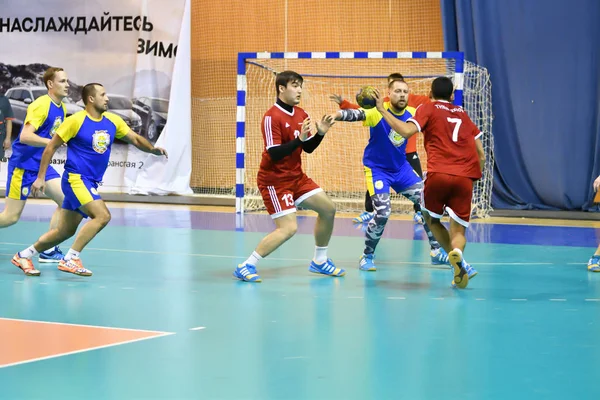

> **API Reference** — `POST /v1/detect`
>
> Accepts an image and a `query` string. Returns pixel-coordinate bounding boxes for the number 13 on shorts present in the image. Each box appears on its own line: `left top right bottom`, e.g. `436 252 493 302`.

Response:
281 193 294 206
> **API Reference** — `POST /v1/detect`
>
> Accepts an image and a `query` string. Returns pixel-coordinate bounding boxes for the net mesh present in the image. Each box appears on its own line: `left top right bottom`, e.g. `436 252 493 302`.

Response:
243 57 494 218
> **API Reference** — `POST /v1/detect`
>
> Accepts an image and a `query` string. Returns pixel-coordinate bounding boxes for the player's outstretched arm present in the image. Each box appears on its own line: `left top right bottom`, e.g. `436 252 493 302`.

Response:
594 175 600 192
31 134 64 197
121 130 168 158
329 108 365 123
373 89 418 138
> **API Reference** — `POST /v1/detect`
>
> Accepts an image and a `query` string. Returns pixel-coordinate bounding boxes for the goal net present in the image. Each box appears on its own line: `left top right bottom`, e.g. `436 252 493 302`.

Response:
236 52 494 218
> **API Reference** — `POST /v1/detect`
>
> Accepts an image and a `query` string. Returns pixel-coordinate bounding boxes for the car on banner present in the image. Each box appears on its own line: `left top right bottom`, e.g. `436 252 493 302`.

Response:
76 94 143 144
5 86 83 140
131 97 168 143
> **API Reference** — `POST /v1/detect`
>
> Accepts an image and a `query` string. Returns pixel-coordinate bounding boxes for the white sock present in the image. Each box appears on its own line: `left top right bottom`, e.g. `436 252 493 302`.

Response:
314 246 328 264
64 249 80 261
42 246 57 255
452 248 464 264
243 251 262 267
18 245 38 259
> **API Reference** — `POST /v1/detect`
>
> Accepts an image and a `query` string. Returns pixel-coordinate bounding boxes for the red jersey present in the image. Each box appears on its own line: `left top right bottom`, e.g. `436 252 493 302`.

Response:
408 100 482 179
339 93 429 153
257 103 309 185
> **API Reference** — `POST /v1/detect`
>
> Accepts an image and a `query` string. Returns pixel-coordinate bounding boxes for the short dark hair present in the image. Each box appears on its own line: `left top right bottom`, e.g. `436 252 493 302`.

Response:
431 77 453 101
42 67 64 89
387 72 404 82
275 70 303 95
388 78 408 89
81 83 103 105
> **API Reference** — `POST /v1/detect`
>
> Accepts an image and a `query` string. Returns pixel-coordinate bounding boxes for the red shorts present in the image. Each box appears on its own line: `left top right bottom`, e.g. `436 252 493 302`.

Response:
258 174 322 219
422 172 474 226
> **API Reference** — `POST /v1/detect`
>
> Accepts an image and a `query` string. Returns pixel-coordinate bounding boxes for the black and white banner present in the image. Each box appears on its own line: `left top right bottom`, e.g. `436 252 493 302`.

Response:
0 0 192 195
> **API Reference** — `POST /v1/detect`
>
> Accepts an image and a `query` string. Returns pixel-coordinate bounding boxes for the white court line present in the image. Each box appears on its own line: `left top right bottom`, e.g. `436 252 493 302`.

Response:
0 317 173 334
0 317 175 369
387 297 406 300
0 244 558 266
511 299 528 301
189 326 206 331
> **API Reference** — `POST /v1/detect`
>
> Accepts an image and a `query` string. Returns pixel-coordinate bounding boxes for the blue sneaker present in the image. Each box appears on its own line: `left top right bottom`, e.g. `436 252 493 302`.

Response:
430 248 450 265
359 253 376 271
463 260 478 279
353 211 374 224
588 255 600 272
38 246 64 263
233 263 262 282
451 259 477 288
309 259 345 277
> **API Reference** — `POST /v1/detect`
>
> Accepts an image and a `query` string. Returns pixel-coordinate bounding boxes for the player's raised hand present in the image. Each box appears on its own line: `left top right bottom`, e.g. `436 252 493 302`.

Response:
31 177 45 198
316 114 335 135
150 147 168 159
329 94 343 105
373 88 385 111
594 175 600 192
299 117 311 142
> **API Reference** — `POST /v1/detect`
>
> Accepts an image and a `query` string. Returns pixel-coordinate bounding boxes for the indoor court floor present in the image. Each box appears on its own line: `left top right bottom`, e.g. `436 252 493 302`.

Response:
0 199 599 400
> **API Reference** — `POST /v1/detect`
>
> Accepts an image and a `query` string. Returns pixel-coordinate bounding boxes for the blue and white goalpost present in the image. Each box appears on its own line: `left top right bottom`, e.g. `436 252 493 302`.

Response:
235 51 493 218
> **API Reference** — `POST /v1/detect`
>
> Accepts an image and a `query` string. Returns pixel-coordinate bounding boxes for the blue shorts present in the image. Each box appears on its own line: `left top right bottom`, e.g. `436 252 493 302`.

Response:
6 163 60 200
364 162 422 196
61 172 102 216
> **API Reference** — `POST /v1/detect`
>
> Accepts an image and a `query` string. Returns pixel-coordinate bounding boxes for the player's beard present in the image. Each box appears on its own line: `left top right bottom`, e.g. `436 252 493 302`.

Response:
390 99 407 113
95 104 108 114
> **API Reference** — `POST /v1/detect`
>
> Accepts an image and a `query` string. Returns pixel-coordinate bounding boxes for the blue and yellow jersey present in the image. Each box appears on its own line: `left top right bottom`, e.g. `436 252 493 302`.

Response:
56 110 130 182
10 95 66 170
362 103 416 172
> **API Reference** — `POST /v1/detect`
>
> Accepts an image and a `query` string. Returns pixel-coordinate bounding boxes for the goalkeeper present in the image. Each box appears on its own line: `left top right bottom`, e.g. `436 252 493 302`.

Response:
330 73 429 225
329 78 449 271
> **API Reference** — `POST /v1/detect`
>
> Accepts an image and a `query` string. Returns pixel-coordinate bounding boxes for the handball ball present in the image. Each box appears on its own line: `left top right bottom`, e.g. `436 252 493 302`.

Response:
356 86 377 109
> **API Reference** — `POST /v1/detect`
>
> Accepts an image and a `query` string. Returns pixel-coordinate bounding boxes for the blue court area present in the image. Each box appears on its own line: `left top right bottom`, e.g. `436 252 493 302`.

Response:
1 201 599 400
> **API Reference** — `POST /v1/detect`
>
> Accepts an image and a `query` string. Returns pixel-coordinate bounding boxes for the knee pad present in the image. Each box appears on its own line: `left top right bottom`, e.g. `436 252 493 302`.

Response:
371 193 392 220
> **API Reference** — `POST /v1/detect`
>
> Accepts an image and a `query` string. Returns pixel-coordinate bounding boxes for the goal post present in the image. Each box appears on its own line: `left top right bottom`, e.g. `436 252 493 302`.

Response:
236 51 494 218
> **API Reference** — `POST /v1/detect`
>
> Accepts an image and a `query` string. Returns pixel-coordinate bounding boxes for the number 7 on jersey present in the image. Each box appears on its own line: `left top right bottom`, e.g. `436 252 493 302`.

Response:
447 117 462 142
